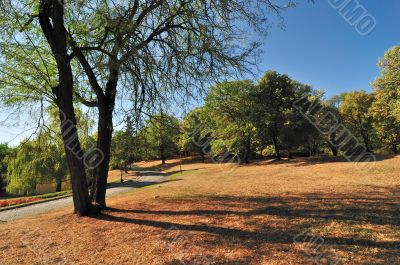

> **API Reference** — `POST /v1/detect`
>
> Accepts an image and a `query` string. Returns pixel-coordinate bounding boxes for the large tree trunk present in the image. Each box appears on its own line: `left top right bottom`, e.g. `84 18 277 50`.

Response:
91 60 118 208
92 106 114 208
59 110 92 215
54 63 92 216
39 0 92 216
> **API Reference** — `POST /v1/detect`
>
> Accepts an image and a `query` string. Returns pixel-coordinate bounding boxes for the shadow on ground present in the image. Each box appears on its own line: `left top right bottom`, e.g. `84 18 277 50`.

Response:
107 178 181 190
250 154 398 167
93 189 400 264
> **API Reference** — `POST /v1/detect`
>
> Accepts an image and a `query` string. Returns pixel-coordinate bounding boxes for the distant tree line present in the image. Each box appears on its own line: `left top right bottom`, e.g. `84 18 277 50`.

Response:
111 46 400 165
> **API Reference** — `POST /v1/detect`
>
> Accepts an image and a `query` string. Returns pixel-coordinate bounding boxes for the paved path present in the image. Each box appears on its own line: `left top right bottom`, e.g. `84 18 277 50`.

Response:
0 172 167 222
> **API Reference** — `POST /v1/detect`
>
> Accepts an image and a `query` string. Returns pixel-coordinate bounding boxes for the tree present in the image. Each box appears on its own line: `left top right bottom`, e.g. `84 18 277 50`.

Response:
142 113 180 164
371 46 400 154
0 144 14 191
254 71 294 159
205 81 256 163
339 91 374 153
322 94 346 156
66 0 298 208
179 108 209 162
6 107 94 195
7 134 68 195
0 0 304 212
110 116 139 172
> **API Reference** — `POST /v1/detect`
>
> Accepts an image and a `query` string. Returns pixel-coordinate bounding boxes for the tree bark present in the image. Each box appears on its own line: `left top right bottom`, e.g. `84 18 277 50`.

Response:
92 107 114 208
361 130 372 153
56 177 62 192
243 131 251 163
272 136 281 160
392 144 398 154
91 59 118 208
328 132 338 156
39 0 92 216
329 143 338 156
160 143 166 165
200 151 205 163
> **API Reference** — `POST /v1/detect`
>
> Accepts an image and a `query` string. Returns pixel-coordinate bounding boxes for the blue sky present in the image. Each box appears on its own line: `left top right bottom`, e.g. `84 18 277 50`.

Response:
1 0 400 145
258 0 400 97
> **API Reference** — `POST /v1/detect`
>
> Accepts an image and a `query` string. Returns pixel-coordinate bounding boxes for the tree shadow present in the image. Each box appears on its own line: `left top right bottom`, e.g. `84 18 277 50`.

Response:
131 156 212 172
97 211 400 250
107 178 182 189
250 154 398 167
97 190 400 255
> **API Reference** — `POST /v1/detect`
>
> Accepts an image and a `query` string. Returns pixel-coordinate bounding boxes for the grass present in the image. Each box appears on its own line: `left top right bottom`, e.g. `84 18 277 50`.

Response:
0 156 399 264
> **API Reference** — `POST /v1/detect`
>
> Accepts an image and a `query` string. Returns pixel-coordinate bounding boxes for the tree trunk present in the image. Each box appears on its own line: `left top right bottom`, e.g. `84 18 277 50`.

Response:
272 136 281 160
56 177 62 192
361 131 372 153
160 143 166 165
328 132 338 156
92 109 114 208
363 138 371 153
392 144 398 154
243 131 251 163
90 170 97 201
310 139 318 156
329 143 338 156
39 0 92 216
200 151 205 163
90 57 119 209
54 77 92 216
124 162 128 173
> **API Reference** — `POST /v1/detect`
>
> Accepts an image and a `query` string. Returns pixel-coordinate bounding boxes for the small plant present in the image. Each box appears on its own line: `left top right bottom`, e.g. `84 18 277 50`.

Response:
0 197 42 208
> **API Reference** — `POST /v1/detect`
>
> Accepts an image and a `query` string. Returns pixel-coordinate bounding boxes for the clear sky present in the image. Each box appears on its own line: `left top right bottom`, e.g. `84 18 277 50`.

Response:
1 0 400 145
258 0 400 97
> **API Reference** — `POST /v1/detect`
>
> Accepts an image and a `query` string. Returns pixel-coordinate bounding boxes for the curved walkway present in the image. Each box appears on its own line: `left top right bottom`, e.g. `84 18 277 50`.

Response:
0 172 167 222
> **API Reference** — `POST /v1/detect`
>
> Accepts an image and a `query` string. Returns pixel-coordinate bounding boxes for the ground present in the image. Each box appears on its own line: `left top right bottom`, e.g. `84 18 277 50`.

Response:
0 156 399 264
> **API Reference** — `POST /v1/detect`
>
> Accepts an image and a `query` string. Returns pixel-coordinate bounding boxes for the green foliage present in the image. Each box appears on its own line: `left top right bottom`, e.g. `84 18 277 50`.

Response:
260 145 277 157
0 143 14 190
110 116 141 170
339 91 375 152
5 106 95 195
253 71 317 158
179 108 207 155
141 114 180 163
7 134 68 195
205 81 256 162
371 46 400 153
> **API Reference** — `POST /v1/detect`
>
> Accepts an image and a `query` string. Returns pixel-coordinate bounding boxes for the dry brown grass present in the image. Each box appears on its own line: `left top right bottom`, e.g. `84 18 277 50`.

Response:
1 156 400 264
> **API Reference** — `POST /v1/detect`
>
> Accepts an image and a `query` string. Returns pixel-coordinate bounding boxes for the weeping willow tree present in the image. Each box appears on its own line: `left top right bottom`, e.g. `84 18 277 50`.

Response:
7 134 68 195
0 143 14 191
6 107 95 195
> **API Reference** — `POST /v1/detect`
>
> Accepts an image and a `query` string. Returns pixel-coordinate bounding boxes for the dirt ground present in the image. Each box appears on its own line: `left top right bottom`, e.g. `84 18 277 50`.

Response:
0 156 399 265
